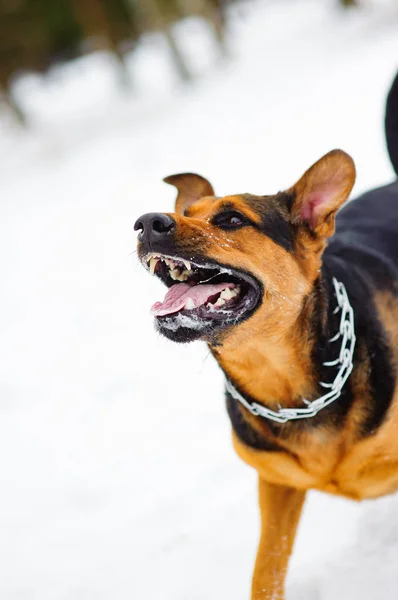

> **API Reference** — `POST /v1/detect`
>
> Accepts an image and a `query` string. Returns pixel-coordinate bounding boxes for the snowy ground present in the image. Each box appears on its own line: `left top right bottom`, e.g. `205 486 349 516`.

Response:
1 0 398 598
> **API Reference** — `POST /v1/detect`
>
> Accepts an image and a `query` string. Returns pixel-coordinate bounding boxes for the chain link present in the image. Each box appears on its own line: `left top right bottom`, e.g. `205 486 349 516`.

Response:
225 278 356 424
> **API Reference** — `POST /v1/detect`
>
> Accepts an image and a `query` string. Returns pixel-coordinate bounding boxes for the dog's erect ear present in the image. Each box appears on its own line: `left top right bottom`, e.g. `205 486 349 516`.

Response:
288 149 356 238
163 173 215 214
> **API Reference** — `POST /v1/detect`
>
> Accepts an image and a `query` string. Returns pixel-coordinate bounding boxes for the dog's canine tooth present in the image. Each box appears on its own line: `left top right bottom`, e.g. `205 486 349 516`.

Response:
214 297 226 307
185 298 195 310
149 257 159 275
183 260 191 271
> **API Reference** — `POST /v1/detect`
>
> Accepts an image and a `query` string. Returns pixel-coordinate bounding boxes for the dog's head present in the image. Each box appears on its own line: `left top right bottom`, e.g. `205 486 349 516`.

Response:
135 150 355 345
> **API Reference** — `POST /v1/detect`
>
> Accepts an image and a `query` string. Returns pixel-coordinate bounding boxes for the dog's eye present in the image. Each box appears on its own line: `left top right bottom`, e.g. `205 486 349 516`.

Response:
212 211 248 230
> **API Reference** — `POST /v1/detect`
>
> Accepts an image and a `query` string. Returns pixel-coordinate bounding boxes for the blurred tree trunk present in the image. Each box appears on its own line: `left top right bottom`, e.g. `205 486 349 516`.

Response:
340 0 358 6
69 0 131 86
126 0 191 81
69 0 115 51
179 0 228 55
2 87 26 125
163 28 191 81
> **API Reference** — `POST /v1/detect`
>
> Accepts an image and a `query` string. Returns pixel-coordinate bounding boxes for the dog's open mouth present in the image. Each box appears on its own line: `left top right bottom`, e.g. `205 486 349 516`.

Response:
143 253 262 330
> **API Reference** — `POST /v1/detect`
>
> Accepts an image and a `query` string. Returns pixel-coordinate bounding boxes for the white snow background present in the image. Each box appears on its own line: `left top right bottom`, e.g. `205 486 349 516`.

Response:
1 0 398 598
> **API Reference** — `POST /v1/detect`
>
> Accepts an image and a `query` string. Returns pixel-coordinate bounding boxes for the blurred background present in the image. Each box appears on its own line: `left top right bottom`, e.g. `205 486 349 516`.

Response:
0 0 360 124
1 1 398 599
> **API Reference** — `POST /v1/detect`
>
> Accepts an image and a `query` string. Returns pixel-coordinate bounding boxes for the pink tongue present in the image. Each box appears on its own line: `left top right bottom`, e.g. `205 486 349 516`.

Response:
151 282 235 317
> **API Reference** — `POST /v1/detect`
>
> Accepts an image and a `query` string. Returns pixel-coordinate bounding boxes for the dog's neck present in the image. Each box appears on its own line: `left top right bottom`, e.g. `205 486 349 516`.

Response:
210 274 334 409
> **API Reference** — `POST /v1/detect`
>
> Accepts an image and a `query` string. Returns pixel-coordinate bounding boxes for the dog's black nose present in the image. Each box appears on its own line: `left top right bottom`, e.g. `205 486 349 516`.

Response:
134 212 176 245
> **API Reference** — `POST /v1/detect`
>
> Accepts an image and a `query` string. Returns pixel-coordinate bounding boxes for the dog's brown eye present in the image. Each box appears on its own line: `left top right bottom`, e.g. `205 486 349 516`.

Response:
212 211 248 230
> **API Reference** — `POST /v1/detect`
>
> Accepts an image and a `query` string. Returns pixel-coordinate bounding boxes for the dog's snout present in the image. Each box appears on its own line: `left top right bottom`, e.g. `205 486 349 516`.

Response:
134 213 176 244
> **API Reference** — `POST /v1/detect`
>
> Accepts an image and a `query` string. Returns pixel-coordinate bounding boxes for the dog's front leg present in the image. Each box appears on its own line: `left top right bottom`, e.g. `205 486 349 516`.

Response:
251 479 306 600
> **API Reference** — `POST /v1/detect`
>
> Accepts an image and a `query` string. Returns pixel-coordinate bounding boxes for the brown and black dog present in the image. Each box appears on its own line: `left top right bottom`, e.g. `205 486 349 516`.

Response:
135 71 398 599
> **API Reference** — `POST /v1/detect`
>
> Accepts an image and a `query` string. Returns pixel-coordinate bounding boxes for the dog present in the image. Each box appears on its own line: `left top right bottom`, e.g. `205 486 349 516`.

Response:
134 71 398 599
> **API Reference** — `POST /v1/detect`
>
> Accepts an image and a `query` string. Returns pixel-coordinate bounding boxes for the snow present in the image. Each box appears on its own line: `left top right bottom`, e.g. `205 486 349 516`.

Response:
1 0 398 598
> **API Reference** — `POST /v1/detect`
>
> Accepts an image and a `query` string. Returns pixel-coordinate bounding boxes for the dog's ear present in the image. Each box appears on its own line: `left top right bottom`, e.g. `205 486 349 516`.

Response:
163 173 215 214
288 149 356 239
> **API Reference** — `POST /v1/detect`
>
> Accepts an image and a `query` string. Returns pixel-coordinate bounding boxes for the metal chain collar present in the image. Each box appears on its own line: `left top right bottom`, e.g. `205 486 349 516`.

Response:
225 278 356 424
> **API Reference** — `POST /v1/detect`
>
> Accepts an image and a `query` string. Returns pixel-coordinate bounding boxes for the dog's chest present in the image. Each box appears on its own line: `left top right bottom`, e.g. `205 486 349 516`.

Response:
233 411 398 500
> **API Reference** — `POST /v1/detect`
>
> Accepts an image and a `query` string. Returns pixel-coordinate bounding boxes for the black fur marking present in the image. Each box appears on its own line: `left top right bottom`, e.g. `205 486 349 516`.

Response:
325 201 398 437
211 209 251 230
316 183 398 436
363 356 395 435
304 273 356 428
357 307 396 437
244 193 295 252
257 209 294 252
225 390 283 452
155 320 210 343
325 261 396 437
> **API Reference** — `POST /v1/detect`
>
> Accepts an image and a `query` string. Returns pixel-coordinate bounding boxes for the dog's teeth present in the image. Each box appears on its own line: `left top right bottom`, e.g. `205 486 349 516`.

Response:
214 297 226 307
229 286 240 298
170 269 180 280
183 260 191 271
169 260 175 270
149 257 159 275
185 298 195 310
179 269 193 281
220 286 240 300
168 267 193 282
220 288 233 300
